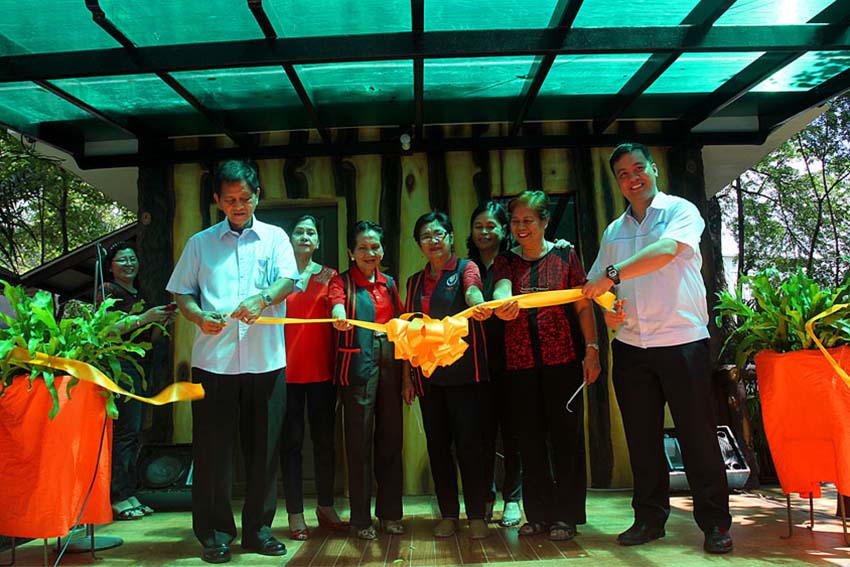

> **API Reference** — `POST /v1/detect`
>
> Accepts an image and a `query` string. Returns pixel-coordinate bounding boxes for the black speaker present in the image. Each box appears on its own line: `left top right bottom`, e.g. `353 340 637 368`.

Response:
664 425 751 491
136 444 193 510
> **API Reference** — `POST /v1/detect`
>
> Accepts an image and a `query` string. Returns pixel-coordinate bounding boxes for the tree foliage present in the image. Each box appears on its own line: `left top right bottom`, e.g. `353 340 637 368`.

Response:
0 131 135 274
718 95 850 287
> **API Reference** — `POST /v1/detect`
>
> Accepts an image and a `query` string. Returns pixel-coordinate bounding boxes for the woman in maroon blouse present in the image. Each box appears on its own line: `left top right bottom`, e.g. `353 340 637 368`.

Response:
492 191 601 541
280 215 345 540
96 241 175 520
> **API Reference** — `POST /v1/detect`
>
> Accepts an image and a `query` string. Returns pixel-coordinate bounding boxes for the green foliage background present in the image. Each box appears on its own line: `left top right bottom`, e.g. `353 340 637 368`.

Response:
0 131 135 275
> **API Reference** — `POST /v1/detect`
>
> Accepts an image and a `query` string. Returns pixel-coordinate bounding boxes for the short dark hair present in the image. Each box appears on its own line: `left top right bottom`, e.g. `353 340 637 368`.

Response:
508 190 550 222
214 159 260 194
466 201 510 263
291 214 319 234
609 143 654 174
413 211 453 242
347 220 384 251
104 241 137 280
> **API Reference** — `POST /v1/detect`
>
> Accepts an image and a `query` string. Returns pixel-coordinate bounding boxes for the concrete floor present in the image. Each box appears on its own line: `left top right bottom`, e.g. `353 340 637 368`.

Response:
4 486 849 566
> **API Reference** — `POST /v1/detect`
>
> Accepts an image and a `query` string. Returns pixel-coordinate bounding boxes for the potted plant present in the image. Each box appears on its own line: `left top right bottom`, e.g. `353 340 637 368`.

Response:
715 267 850 500
0 279 160 419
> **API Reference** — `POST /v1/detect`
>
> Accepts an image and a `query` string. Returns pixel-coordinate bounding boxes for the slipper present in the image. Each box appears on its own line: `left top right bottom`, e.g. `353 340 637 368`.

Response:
549 521 576 541
128 496 154 516
518 521 548 536
112 501 144 521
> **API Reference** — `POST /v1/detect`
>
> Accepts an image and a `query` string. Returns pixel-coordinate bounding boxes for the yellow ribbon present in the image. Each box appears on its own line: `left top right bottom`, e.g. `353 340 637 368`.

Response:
259 289 616 377
805 303 850 389
8 347 205 405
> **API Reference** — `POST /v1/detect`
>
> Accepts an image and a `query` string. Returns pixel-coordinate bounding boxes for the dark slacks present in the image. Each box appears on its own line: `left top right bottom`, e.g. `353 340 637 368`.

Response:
280 380 337 513
612 339 731 532
111 360 145 502
510 361 586 525
339 335 403 529
191 367 286 548
419 381 488 520
481 370 522 505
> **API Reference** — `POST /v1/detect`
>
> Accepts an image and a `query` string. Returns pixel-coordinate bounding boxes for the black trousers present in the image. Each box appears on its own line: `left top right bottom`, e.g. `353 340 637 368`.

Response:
280 381 337 513
612 339 731 532
481 370 522 505
111 360 145 502
339 335 403 529
191 367 286 548
510 362 586 525
419 381 487 520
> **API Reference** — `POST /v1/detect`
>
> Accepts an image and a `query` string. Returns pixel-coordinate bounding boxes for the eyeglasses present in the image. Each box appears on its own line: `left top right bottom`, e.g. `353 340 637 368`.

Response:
113 257 139 265
418 230 448 243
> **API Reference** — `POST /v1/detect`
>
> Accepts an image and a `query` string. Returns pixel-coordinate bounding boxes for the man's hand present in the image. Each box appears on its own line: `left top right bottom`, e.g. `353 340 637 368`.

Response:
494 300 519 321
603 298 627 330
197 312 227 335
582 275 613 300
230 294 266 325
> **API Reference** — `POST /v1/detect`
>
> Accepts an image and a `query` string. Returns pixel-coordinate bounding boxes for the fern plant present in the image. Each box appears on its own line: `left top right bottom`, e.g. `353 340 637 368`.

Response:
0 279 159 419
715 268 850 370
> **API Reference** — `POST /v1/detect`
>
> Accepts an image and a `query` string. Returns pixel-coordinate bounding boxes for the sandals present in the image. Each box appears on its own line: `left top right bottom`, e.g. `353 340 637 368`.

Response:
316 507 349 532
518 521 548 536
112 499 144 521
128 496 154 516
351 525 377 540
549 521 577 541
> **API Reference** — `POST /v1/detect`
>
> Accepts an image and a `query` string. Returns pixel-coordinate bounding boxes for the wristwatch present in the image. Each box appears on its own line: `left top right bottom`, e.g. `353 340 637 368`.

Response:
261 292 273 307
585 342 599 350
605 264 621 285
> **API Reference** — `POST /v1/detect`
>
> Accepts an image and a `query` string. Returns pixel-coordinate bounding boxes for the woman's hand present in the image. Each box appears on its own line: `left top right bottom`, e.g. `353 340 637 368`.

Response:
582 347 602 384
401 375 416 405
553 238 573 249
603 298 627 330
470 305 493 321
331 304 352 331
494 300 519 321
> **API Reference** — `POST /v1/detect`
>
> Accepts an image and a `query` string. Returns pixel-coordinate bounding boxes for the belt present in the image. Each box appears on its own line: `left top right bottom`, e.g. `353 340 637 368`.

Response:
374 331 387 338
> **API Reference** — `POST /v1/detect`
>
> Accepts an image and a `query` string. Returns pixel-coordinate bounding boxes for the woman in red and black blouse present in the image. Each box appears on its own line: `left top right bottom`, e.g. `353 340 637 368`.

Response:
280 215 346 540
401 211 493 541
329 220 405 540
493 191 601 541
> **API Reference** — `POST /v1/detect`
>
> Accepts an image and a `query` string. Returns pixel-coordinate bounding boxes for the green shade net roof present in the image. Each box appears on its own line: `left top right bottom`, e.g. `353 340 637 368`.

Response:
0 0 847 167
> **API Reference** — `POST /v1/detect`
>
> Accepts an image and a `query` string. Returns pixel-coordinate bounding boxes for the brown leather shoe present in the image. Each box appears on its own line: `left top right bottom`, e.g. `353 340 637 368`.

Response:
468 519 490 540
433 518 457 538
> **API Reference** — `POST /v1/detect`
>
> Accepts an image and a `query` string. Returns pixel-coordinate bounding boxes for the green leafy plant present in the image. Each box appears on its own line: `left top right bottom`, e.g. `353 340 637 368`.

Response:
0 279 158 419
715 267 850 369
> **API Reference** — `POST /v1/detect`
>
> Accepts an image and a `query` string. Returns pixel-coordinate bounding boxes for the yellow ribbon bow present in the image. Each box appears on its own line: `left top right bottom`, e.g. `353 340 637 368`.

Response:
259 289 616 377
805 303 850 389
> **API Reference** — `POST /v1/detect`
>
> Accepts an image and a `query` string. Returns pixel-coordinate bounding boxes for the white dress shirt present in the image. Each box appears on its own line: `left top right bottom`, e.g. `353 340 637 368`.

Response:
166 217 298 374
587 191 710 349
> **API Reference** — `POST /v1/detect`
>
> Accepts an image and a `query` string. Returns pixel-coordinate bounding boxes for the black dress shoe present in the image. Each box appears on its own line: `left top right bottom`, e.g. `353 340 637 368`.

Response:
201 544 231 564
704 526 733 554
617 523 665 546
241 536 287 557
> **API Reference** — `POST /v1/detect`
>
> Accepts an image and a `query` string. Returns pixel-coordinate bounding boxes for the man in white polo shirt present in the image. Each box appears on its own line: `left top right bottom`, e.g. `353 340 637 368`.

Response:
167 160 298 564
583 143 733 555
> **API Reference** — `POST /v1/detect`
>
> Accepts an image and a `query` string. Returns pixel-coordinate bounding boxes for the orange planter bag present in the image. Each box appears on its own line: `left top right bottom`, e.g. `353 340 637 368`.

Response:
755 346 850 498
0 375 113 538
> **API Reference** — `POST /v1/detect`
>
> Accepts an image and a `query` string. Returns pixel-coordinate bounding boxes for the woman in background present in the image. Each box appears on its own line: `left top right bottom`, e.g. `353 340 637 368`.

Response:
329 221 405 540
280 215 346 540
466 201 523 528
98 241 175 520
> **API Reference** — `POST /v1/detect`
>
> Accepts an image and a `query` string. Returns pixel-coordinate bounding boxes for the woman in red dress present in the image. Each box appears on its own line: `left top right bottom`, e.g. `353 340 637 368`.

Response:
280 215 347 540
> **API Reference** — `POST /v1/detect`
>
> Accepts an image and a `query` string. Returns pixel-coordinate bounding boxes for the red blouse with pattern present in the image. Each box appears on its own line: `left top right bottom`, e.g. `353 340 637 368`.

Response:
493 246 587 371
284 265 337 384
